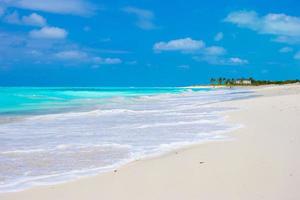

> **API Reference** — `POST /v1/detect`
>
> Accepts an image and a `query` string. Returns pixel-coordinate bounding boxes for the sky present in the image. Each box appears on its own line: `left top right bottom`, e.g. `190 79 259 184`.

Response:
0 0 300 86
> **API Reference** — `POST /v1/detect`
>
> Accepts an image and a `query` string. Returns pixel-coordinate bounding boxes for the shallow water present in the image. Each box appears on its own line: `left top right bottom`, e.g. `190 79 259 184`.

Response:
0 87 253 192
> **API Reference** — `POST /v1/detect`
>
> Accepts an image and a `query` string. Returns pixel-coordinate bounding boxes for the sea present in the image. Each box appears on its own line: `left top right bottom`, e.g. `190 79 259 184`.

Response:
0 87 253 192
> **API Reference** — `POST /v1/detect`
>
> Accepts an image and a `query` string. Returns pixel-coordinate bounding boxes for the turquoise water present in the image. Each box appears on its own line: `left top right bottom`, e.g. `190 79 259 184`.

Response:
0 87 190 115
0 87 252 192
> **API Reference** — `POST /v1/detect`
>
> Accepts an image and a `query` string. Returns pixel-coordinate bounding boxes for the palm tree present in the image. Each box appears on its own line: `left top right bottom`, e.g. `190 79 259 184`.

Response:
222 77 226 84
225 79 231 85
210 78 215 85
231 78 235 84
218 77 223 85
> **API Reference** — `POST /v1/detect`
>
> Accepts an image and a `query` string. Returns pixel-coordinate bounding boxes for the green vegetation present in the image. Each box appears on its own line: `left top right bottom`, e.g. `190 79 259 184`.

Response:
209 77 300 86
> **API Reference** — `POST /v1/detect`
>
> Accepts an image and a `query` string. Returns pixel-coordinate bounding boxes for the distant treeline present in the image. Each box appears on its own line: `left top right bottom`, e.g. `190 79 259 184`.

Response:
210 77 300 86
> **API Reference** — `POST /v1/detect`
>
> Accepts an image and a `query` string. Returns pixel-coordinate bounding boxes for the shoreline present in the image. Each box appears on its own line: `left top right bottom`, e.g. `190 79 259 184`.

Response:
1 84 300 199
185 82 300 89
0 87 250 193
0 111 242 194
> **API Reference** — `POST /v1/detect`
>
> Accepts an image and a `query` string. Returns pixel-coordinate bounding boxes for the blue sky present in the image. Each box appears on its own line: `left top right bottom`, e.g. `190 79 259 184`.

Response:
0 0 300 86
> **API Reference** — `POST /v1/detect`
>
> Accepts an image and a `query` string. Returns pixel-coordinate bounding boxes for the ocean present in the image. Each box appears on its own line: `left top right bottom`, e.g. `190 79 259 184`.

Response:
0 87 252 192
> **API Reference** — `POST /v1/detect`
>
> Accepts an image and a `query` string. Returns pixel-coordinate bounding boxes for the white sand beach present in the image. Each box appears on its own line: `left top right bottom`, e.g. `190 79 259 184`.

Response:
1 84 300 200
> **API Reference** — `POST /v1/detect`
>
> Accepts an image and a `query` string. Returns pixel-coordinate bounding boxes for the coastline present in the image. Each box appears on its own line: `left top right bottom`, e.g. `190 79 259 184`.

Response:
185 82 300 89
1 84 300 200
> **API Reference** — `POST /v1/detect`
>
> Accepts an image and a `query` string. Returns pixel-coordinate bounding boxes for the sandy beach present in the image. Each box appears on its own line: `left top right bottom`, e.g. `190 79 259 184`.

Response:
1 84 300 200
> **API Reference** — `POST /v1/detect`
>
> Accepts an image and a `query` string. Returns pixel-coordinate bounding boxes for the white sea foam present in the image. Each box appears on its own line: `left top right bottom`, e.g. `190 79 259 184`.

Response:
0 88 253 192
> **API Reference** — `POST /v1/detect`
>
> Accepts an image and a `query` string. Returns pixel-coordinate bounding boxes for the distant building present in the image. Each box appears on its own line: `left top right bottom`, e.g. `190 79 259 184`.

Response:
234 79 252 85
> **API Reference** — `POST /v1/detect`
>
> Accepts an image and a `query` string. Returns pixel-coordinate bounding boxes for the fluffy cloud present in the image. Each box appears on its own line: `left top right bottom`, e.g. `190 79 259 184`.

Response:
54 50 122 65
27 49 43 57
225 10 300 43
214 32 224 41
4 11 46 27
194 55 248 66
225 11 258 29
93 57 122 65
55 50 88 60
29 26 68 39
122 6 157 30
279 47 293 53
153 38 205 52
5 0 95 16
23 13 47 27
273 36 300 44
294 51 300 60
198 44 248 66
228 57 249 65
154 37 248 66
203 46 226 56
0 30 123 68
0 30 68 66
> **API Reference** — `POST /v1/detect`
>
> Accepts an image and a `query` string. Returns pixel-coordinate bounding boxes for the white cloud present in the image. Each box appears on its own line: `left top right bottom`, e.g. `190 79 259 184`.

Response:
29 26 68 39
93 57 122 65
27 49 42 56
122 6 157 30
225 10 300 43
193 45 248 66
279 47 293 53
294 51 300 60
214 32 224 41
6 0 95 16
153 37 248 66
203 46 226 56
273 36 300 44
228 57 249 65
54 50 122 65
55 50 88 60
194 55 248 66
22 13 46 27
262 14 300 36
0 30 70 66
4 11 46 27
153 38 205 52
225 11 258 29
0 30 123 67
